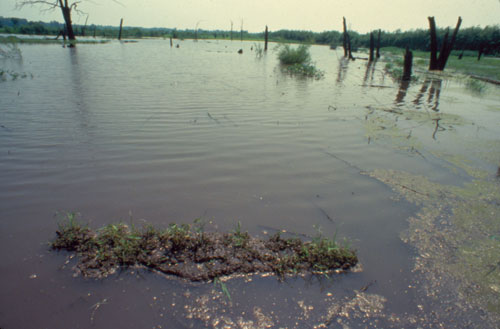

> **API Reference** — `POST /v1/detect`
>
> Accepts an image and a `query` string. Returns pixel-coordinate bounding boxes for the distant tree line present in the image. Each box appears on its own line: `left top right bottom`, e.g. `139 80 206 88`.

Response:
1 16 498 56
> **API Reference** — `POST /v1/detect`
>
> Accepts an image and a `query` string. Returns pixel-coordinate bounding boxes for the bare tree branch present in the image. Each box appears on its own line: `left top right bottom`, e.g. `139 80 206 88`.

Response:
16 0 59 10
15 0 121 42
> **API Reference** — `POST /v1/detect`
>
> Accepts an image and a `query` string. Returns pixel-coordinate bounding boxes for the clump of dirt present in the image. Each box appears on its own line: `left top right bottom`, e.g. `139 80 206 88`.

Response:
51 216 358 281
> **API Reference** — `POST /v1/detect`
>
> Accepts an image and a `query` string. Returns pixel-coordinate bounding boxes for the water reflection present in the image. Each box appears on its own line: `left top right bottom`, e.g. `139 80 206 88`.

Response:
413 78 442 111
362 61 377 86
394 77 443 112
412 78 429 106
336 57 349 84
432 118 445 140
427 79 442 111
392 77 450 140
68 47 93 141
394 79 410 106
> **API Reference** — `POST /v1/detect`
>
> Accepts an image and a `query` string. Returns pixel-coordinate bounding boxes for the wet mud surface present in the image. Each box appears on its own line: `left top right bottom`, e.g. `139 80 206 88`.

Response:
52 219 357 281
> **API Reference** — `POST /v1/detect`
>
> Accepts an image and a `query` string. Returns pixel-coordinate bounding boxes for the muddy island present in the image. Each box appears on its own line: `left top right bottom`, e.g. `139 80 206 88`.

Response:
51 215 358 281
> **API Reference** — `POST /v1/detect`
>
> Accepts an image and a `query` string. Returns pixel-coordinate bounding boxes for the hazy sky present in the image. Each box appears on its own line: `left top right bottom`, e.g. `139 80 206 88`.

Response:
1 0 499 33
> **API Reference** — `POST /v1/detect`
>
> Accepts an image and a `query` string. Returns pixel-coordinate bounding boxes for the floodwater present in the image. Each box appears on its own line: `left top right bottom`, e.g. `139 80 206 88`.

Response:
1 39 499 328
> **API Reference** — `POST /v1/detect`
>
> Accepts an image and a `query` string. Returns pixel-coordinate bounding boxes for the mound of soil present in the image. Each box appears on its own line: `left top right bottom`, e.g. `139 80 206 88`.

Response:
52 221 358 281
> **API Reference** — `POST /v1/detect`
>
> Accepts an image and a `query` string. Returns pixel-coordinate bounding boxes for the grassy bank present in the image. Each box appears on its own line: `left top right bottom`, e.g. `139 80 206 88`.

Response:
51 214 357 281
380 46 500 82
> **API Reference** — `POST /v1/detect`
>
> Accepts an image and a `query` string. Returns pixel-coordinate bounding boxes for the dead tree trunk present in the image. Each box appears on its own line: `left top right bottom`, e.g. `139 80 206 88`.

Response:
59 0 76 41
402 47 413 81
437 16 462 70
428 16 462 70
342 17 354 60
170 37 173 47
428 16 438 70
118 18 123 40
478 45 484 61
376 29 381 58
436 29 450 69
347 34 354 60
342 17 348 57
230 21 233 41
264 26 269 51
369 32 375 61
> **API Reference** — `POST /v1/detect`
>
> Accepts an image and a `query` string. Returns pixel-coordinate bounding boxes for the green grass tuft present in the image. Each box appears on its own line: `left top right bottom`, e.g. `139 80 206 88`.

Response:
276 44 324 79
277 44 311 65
51 214 358 281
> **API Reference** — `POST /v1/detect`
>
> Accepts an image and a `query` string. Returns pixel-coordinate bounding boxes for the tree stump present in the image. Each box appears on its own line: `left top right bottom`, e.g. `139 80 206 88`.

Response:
376 29 381 58
369 32 375 61
402 47 413 81
264 26 269 52
118 18 123 40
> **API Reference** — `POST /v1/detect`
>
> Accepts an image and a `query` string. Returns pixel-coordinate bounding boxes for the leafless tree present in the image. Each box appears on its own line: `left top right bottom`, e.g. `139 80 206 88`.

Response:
16 1 120 42
16 0 82 40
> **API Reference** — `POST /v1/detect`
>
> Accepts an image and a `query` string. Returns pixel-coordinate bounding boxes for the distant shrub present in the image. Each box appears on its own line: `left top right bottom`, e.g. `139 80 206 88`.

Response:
278 44 311 65
276 44 324 79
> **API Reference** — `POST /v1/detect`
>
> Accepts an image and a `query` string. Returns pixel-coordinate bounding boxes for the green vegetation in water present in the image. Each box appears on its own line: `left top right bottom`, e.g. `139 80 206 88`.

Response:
277 44 311 65
464 77 488 94
1 42 32 82
0 40 22 59
367 163 500 326
276 44 324 79
363 105 468 154
384 61 404 80
213 277 231 301
284 63 325 79
361 88 500 326
382 50 419 81
253 42 264 59
0 69 31 82
51 214 357 281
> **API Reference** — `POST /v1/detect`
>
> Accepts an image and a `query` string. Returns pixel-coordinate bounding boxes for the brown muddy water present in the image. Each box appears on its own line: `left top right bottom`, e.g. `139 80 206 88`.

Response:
1 39 499 328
